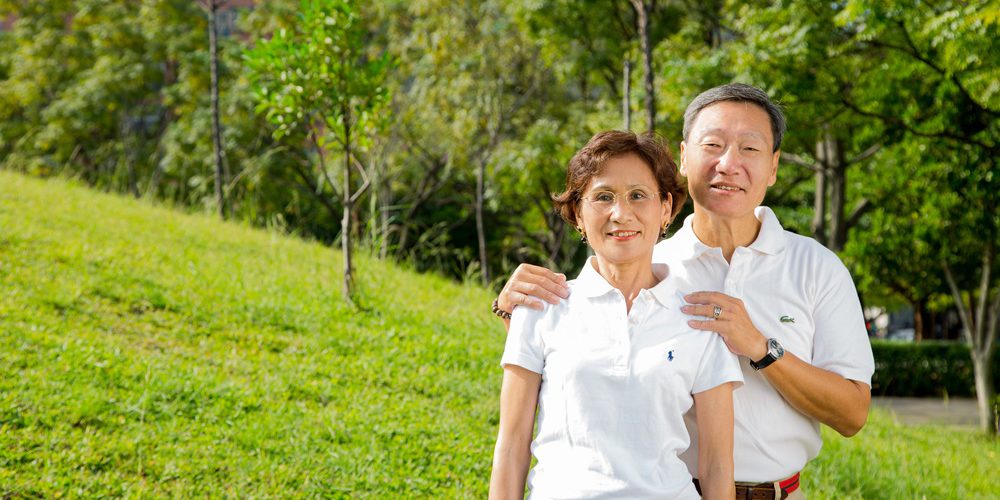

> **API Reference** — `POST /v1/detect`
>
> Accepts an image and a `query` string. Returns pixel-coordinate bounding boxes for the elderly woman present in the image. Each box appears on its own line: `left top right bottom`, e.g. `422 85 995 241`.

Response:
488 131 742 499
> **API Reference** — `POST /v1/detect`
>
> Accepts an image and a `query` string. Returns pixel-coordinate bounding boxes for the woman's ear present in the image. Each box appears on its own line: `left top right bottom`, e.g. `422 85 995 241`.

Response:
661 192 673 226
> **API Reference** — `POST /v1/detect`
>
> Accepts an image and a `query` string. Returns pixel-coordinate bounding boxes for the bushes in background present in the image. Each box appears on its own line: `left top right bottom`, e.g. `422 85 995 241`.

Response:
871 340 1000 397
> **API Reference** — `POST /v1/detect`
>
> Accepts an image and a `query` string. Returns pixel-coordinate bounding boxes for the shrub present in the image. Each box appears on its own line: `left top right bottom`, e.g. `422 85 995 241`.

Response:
871 340 1000 397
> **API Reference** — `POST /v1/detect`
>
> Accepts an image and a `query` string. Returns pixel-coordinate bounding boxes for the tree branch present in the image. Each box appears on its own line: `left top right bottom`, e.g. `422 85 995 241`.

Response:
841 96 996 153
941 259 975 346
846 143 881 165
781 152 822 172
972 241 994 350
845 198 872 230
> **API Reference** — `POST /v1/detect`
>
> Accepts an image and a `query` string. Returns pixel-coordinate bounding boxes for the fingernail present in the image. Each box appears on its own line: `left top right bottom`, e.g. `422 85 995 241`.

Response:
556 273 567 281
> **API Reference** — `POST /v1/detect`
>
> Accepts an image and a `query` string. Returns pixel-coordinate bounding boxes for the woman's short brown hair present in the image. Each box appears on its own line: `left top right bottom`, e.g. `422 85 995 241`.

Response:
553 130 686 227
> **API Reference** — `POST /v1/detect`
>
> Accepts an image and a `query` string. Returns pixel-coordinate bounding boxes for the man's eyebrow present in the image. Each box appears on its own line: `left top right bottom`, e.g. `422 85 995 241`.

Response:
697 128 769 142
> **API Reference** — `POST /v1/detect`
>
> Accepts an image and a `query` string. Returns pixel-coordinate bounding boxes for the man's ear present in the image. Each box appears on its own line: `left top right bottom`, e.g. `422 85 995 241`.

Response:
678 142 688 176
768 149 780 186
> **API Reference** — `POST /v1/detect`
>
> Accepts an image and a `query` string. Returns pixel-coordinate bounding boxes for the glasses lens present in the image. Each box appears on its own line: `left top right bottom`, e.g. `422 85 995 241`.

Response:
584 189 657 211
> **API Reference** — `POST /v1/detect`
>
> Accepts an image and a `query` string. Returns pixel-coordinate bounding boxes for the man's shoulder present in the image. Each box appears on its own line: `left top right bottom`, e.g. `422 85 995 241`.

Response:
778 230 854 285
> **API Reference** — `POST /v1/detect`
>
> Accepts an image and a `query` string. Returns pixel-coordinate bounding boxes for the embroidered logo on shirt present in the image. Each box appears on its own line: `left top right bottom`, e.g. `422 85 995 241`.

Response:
780 315 795 324
667 350 675 362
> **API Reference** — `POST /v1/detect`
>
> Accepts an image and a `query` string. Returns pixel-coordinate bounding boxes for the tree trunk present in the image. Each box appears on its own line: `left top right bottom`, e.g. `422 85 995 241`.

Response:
342 107 354 305
476 157 489 286
630 0 655 132
208 0 226 219
913 299 926 342
942 243 998 433
827 141 846 251
971 346 997 434
623 60 631 130
812 138 828 247
379 170 391 260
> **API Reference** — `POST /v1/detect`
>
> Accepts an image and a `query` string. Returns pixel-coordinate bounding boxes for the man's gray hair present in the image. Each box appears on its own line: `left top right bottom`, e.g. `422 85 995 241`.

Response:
682 83 786 152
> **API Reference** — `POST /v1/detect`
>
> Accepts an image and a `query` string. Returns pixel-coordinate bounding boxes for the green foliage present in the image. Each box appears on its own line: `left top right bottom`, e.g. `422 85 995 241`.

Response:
3 170 1000 497
0 170 501 496
806 411 1000 498
871 340 1000 397
244 0 391 146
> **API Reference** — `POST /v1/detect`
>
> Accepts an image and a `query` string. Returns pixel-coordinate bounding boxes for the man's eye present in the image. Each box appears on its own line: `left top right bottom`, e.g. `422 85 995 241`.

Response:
744 147 759 152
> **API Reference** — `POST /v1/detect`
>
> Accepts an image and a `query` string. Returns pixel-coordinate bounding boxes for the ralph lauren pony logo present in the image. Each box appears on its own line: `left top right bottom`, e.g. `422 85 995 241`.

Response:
667 350 675 362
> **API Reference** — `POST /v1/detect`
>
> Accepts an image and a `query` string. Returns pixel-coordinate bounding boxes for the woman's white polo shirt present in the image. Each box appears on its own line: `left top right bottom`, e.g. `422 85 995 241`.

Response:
501 258 743 499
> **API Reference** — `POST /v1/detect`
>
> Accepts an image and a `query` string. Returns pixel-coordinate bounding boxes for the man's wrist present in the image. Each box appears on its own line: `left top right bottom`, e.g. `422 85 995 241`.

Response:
749 336 768 362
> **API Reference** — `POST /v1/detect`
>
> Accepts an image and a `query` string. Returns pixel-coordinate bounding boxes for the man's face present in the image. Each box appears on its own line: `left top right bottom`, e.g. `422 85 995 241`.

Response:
679 101 780 221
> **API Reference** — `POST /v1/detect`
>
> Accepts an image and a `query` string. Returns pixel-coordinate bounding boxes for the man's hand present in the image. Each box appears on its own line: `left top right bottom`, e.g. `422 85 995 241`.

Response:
682 291 768 361
497 264 570 313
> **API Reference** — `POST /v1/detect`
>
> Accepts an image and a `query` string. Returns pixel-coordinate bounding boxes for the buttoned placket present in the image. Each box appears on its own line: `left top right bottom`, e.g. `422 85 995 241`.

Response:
611 289 656 373
609 290 630 373
725 247 751 297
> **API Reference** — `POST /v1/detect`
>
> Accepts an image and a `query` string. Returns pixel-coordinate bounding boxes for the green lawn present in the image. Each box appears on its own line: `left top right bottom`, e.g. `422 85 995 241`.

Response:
2 170 998 498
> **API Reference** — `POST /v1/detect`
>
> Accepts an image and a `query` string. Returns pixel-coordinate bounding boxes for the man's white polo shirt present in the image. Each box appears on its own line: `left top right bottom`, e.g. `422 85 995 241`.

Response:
654 206 875 483
501 258 743 499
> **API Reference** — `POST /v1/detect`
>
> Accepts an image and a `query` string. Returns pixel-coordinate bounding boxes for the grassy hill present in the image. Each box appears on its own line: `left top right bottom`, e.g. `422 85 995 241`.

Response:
1 170 998 498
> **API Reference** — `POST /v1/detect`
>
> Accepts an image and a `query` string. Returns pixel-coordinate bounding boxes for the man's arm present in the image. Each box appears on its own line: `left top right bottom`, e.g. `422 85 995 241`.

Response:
756 351 870 436
684 292 871 437
693 382 736 499
495 264 569 331
489 365 542 499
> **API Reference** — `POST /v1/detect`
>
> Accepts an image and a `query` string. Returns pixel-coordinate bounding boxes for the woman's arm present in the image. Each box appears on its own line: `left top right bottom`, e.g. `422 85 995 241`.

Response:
693 382 736 500
489 365 542 500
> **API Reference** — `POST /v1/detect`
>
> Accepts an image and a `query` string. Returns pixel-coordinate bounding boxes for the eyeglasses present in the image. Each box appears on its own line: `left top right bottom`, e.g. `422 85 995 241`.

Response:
581 188 661 212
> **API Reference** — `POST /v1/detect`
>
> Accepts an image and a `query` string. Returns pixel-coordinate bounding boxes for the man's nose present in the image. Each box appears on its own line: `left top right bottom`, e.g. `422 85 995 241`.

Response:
717 147 740 173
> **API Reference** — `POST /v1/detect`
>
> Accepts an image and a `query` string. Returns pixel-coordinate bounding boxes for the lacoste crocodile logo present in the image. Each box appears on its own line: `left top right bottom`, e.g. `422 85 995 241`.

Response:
780 315 795 324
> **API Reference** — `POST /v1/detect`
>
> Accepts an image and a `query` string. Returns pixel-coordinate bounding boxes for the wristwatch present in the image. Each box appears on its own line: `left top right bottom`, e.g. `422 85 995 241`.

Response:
750 338 784 371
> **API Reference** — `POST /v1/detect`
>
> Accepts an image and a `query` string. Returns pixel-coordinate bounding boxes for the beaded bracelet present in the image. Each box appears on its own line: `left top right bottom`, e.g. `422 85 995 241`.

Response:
491 298 512 320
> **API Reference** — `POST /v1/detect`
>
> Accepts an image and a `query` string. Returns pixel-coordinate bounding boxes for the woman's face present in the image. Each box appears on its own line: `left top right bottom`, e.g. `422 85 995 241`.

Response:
577 153 671 266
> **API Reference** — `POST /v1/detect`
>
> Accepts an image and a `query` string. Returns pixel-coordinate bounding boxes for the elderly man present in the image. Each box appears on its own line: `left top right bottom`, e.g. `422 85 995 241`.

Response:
491 83 874 499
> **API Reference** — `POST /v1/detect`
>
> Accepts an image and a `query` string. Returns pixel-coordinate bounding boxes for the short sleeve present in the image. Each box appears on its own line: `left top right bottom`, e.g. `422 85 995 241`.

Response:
811 257 875 386
500 305 546 374
692 333 744 394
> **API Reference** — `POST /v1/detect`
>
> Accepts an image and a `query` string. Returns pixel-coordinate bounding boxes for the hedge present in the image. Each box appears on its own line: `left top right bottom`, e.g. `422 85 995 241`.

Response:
870 340 1000 397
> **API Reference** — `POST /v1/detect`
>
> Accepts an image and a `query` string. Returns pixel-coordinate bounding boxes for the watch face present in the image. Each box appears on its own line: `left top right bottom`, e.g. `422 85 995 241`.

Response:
768 338 784 357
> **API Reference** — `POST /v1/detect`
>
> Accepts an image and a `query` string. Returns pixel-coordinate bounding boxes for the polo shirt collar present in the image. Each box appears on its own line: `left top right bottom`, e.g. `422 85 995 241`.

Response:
670 205 787 260
575 257 676 309
648 263 677 310
574 257 618 298
748 206 787 255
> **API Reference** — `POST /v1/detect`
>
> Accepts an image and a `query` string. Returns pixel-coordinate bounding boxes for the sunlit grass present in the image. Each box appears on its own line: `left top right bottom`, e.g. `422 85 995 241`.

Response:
1 170 997 497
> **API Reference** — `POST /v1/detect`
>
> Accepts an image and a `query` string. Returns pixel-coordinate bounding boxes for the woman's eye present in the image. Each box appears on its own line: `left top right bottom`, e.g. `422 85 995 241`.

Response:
630 191 648 200
595 193 614 202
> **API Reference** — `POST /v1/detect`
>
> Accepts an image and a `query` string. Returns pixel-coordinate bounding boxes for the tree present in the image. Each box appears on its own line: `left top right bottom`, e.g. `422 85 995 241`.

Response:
246 0 392 304
199 0 230 218
629 0 655 132
835 0 1000 432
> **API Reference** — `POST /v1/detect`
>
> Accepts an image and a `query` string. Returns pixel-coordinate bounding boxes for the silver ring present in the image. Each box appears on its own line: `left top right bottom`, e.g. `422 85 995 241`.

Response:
712 305 722 319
